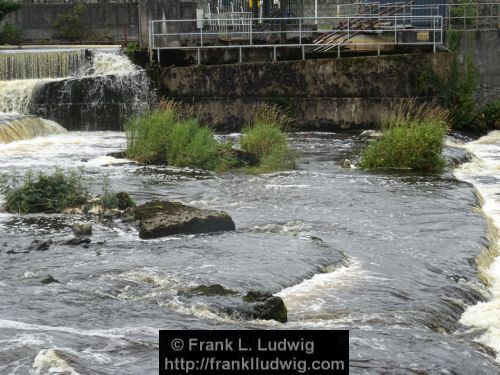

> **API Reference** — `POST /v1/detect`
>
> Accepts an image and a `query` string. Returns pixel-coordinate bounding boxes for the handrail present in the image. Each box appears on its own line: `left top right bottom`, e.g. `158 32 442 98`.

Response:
149 15 444 64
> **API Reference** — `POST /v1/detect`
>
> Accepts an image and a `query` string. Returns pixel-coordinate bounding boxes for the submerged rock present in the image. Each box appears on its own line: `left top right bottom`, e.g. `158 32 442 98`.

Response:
40 275 60 284
61 237 91 246
179 284 238 297
443 147 473 168
130 200 236 239
72 223 92 236
28 239 52 251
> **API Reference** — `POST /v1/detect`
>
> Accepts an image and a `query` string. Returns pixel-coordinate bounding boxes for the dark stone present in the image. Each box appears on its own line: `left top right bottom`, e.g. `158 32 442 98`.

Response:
227 291 287 323
115 192 134 210
131 200 236 239
251 297 288 323
41 275 60 284
443 146 473 168
243 290 273 303
61 237 91 246
219 148 259 167
179 284 238 298
72 223 92 236
107 151 127 159
28 239 52 251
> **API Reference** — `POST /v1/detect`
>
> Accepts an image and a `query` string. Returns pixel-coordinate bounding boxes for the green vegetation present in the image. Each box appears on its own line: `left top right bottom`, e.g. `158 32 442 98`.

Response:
125 101 295 173
359 102 448 172
1 169 90 214
478 100 500 129
53 3 87 41
449 0 477 28
124 41 140 59
0 0 18 22
0 20 22 44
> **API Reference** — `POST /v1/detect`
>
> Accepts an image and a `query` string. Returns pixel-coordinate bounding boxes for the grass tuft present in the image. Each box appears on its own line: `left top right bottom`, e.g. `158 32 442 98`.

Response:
359 101 449 172
125 100 295 173
1 168 90 213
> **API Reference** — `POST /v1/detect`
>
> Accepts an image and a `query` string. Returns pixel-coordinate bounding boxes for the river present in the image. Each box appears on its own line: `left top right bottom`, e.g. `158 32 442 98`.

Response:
0 130 498 373
0 49 500 374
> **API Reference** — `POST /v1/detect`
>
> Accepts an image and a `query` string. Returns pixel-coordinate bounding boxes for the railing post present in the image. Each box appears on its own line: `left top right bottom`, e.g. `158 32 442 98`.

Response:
302 45 305 60
197 48 201 65
200 26 203 47
299 18 302 45
394 15 397 44
250 19 253 46
433 17 436 53
273 46 277 62
239 47 242 63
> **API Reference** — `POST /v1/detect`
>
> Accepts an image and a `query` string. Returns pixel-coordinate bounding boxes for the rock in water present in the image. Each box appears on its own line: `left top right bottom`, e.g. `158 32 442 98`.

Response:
232 291 288 323
61 237 91 246
115 192 134 210
131 200 236 239
28 239 52 251
72 223 92 236
40 275 60 284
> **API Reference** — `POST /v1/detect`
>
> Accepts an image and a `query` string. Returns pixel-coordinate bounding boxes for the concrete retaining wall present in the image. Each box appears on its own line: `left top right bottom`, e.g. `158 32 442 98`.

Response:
156 52 453 131
6 3 139 41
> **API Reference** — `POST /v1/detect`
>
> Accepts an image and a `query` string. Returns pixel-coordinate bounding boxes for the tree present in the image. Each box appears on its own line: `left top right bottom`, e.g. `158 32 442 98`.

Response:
0 0 19 23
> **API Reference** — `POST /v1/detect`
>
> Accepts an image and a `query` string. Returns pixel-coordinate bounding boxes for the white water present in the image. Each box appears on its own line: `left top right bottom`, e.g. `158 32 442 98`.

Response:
0 49 140 116
454 131 500 361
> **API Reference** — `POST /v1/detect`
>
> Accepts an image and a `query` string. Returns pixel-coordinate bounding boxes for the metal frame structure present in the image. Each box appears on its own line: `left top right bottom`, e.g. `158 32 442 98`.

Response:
149 15 444 64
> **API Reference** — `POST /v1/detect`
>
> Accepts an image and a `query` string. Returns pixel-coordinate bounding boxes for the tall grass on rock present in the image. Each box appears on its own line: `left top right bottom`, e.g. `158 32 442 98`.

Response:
1 168 90 213
125 100 296 173
125 103 222 170
359 101 449 172
240 103 295 173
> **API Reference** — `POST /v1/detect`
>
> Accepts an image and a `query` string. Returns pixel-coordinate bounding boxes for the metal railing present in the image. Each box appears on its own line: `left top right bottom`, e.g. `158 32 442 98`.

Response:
149 15 444 64
336 2 499 31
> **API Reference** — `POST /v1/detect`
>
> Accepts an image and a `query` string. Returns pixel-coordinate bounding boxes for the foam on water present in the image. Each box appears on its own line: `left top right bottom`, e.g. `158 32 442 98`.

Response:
32 348 80 375
454 130 500 361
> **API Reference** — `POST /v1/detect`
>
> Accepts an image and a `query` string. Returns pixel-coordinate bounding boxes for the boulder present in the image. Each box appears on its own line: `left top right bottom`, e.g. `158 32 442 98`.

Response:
72 223 92 236
115 192 135 210
230 291 287 323
131 200 236 239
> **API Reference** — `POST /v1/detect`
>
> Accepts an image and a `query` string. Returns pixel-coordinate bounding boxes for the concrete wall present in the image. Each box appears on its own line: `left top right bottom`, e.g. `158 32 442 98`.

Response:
6 3 139 41
155 52 453 131
458 30 500 105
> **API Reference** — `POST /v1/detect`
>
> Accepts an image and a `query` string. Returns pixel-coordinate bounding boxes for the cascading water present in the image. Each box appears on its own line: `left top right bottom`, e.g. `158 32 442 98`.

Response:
0 114 66 143
0 49 87 80
454 131 500 362
0 48 153 137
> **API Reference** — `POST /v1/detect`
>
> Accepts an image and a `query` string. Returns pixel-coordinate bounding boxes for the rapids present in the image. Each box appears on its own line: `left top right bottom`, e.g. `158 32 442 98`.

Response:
0 131 499 374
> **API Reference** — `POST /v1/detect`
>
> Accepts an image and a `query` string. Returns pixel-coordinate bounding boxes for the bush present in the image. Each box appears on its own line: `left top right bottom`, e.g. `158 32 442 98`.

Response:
478 100 500 129
125 108 223 170
53 3 87 41
359 119 448 172
0 0 19 23
0 21 22 44
240 122 295 173
1 169 90 213
125 100 295 173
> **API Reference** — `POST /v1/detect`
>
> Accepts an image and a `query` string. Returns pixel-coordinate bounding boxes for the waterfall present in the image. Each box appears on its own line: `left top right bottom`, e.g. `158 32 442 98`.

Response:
0 49 88 81
0 49 153 132
0 114 67 143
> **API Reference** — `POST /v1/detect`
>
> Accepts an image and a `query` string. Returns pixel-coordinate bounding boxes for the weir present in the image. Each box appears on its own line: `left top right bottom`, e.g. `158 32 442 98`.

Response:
0 114 66 143
0 49 89 81
0 48 152 132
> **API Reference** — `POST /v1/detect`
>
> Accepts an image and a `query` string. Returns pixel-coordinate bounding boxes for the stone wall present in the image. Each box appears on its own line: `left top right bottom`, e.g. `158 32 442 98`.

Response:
457 30 500 105
6 3 139 41
155 52 453 131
